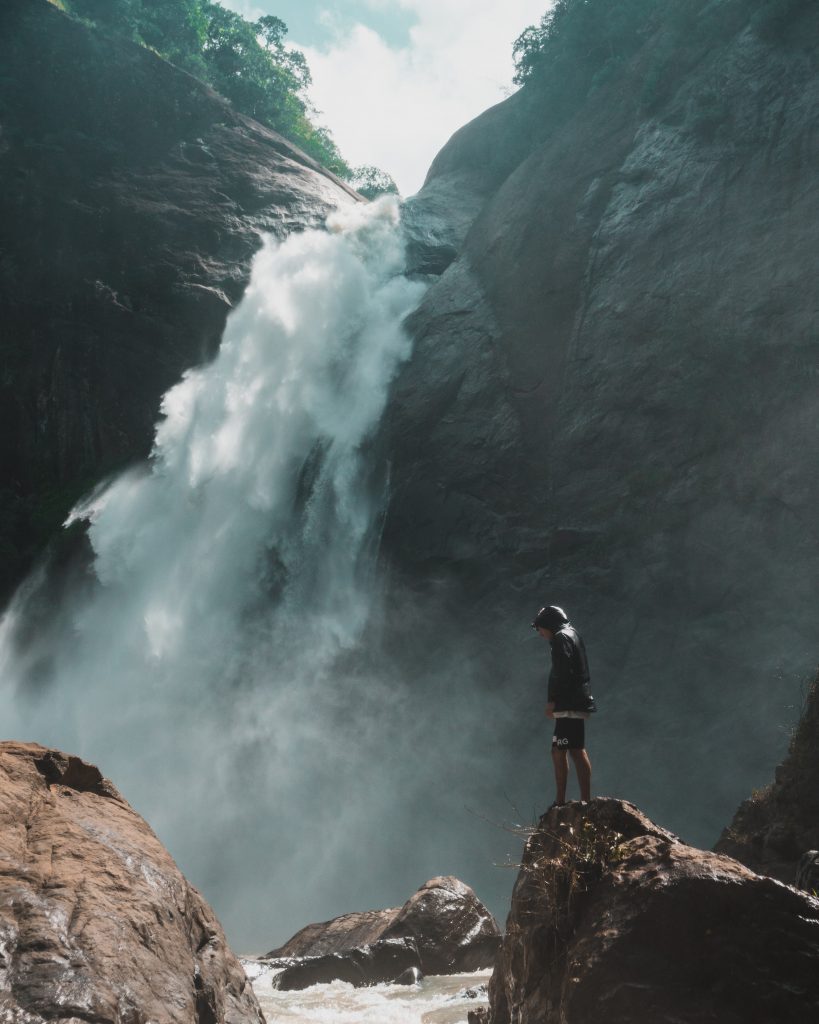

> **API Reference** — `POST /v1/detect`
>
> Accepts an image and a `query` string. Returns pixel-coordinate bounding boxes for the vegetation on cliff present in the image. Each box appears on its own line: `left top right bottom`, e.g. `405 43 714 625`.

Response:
513 0 811 119
55 0 397 194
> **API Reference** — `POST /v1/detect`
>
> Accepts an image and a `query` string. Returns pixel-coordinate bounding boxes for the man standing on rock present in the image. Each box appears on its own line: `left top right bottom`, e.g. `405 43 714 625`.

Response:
532 605 596 806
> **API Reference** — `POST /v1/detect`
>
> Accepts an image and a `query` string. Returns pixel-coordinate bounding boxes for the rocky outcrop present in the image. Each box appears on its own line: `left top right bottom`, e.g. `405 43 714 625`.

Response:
0 741 263 1023
265 875 501 984
717 668 819 883
488 798 819 1024
0 0 358 600
271 937 420 991
382 0 819 849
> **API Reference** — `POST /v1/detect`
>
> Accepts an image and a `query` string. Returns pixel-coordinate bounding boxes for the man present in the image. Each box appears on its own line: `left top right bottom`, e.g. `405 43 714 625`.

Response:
532 605 596 806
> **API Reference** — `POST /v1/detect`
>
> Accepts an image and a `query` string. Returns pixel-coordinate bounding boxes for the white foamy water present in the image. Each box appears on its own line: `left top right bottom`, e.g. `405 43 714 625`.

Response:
0 198 427 944
243 962 491 1024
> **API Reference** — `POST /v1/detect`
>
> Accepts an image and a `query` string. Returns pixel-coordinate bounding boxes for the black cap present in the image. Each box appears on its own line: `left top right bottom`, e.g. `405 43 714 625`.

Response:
532 605 569 631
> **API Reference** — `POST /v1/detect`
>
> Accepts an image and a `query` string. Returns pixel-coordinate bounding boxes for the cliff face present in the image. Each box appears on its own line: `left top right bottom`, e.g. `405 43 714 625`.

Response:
0 0 357 600
486 799 819 1024
385 0 819 841
0 742 263 1023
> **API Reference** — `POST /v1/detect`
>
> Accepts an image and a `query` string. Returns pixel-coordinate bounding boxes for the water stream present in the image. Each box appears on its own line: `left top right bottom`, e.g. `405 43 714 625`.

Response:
0 198 428 945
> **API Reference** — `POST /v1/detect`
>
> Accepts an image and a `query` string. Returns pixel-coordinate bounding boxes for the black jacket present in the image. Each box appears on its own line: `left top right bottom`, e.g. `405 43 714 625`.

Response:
547 624 596 713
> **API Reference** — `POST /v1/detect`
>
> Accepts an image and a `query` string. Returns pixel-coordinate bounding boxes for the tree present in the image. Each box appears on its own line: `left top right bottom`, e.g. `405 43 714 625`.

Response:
349 166 400 200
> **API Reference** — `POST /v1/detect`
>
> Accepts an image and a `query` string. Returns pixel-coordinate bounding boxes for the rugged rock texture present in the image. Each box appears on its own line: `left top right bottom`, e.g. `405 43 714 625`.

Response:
488 798 819 1024
0 0 357 600
0 741 263 1023
384 0 819 845
716 667 819 883
270 937 420 991
266 876 501 975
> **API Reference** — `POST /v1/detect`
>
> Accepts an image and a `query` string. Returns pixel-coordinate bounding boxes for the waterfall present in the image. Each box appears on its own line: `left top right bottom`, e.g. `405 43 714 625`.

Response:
0 198 427 946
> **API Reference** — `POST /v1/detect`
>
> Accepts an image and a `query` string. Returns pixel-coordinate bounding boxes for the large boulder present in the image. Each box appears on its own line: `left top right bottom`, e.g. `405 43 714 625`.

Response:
271 937 420 991
0 741 263 1024
0 0 358 599
488 798 819 1024
266 875 501 980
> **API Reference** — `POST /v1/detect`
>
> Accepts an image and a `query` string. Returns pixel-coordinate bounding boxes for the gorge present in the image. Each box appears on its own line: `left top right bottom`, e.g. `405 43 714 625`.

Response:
1 0 818 986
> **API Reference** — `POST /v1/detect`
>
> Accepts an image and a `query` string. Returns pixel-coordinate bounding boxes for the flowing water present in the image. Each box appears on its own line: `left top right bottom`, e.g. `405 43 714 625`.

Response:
0 198 429 945
243 961 491 1024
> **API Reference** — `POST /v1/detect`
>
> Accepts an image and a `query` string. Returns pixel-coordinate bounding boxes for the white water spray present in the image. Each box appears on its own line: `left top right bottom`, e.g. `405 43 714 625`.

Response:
0 199 426 945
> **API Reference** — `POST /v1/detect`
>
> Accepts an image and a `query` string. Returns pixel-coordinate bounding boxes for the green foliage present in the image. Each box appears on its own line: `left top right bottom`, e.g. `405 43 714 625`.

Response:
61 0 349 174
512 0 661 96
349 165 400 200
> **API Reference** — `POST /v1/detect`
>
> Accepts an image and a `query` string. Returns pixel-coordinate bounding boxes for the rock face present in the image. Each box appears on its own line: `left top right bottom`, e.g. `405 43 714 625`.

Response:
716 668 819 883
488 798 819 1024
0 0 357 600
266 875 501 983
383 0 819 845
0 741 263 1023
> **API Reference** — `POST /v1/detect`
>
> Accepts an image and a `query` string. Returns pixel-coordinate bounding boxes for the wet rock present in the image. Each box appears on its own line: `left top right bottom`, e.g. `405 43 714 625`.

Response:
487 798 819 1024
796 850 819 894
381 876 502 973
0 741 263 1024
271 937 420 991
267 875 501 976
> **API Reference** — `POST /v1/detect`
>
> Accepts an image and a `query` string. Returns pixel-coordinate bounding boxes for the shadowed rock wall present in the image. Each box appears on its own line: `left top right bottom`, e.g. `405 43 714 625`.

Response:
0 0 358 600
384 0 819 845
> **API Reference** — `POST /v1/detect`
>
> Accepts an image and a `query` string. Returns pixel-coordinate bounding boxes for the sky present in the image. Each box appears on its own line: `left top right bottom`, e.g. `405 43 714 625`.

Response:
223 0 552 196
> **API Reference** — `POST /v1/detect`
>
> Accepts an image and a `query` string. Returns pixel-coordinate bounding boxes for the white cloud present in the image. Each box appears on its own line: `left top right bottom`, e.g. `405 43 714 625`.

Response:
299 0 550 196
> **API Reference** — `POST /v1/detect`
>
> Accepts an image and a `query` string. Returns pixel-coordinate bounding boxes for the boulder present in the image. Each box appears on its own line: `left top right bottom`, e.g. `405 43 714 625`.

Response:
380 876 502 973
266 875 501 978
266 906 399 959
271 937 420 991
0 741 263 1024
488 798 819 1024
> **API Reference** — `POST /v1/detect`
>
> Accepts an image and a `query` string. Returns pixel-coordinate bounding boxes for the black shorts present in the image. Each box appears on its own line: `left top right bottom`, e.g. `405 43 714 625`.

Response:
552 718 585 751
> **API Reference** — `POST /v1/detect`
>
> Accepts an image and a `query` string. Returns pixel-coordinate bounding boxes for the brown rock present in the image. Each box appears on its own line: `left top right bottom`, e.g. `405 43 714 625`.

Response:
488 798 819 1024
267 875 501 975
0 741 264 1024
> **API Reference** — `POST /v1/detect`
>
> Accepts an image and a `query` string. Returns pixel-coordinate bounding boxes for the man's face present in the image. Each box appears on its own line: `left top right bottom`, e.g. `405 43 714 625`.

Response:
536 626 553 641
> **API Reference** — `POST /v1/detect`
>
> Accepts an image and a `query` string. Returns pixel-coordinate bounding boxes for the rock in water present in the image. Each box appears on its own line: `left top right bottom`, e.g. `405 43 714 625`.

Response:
271 937 421 991
380 876 501 973
488 798 819 1024
266 875 501 980
0 742 263 1024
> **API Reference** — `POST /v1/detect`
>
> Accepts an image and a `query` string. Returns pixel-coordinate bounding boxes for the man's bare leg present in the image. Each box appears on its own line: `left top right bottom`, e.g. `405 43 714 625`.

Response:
551 748 569 804
570 749 592 802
